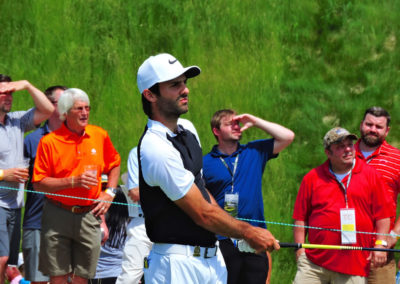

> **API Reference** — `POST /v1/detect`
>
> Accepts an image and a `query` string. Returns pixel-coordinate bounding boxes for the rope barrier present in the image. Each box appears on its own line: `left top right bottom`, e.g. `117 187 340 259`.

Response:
1 184 398 239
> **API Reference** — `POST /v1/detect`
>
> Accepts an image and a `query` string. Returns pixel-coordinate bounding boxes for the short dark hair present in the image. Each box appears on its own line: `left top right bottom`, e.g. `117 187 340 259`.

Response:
210 109 236 140
44 85 67 102
363 106 391 126
0 74 12 82
141 83 160 118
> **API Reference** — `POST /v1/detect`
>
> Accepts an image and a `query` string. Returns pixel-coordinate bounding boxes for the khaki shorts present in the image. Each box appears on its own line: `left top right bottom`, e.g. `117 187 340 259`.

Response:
293 253 367 284
39 200 102 279
368 252 396 284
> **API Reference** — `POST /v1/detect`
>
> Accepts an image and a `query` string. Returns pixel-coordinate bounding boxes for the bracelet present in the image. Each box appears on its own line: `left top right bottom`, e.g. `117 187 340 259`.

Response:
105 188 116 198
375 239 388 247
0 169 3 181
71 176 74 188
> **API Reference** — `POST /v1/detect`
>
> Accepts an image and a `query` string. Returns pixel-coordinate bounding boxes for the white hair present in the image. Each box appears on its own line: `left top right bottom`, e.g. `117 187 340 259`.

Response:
58 88 90 121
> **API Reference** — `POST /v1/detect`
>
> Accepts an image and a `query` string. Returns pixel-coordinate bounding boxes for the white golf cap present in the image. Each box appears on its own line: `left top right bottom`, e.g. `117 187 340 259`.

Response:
137 53 201 94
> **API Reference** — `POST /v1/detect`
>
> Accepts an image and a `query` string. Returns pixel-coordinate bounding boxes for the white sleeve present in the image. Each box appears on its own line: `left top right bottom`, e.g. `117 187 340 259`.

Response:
140 133 194 201
127 147 139 189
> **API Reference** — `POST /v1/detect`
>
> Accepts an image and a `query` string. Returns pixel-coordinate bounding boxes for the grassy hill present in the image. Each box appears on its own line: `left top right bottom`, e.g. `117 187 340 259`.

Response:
1 0 400 282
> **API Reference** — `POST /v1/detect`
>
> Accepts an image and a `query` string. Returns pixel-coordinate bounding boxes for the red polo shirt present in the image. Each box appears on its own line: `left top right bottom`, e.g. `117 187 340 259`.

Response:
33 123 121 206
293 157 391 276
355 140 400 228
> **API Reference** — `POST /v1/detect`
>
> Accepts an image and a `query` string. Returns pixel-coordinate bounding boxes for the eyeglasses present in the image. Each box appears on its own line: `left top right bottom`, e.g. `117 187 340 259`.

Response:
72 106 91 112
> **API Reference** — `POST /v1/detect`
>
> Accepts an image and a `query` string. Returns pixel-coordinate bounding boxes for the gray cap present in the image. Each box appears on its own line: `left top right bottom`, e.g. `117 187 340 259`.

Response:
323 127 357 148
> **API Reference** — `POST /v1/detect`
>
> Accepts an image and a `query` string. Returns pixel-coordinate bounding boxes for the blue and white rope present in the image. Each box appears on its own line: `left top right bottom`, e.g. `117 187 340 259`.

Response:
1 185 398 238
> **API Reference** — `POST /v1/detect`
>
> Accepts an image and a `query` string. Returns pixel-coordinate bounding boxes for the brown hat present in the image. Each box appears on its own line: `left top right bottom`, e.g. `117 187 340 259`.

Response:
323 127 357 149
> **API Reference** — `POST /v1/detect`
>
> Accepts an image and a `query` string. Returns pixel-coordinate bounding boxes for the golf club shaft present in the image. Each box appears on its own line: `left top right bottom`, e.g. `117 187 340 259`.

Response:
279 242 400 253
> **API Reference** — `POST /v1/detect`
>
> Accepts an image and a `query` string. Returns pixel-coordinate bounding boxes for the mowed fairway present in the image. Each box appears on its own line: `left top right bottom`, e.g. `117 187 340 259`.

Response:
1 0 400 282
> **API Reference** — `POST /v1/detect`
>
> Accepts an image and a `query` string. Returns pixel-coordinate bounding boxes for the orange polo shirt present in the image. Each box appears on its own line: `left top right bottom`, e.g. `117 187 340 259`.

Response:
33 123 121 206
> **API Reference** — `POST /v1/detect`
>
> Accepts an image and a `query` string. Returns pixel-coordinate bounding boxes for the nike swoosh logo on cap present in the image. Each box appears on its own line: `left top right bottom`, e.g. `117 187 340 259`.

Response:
169 59 177 64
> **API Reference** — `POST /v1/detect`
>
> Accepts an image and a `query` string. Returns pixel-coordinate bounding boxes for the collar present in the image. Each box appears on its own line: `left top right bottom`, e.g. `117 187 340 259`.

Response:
210 143 244 158
323 157 363 178
147 118 186 138
42 121 51 134
354 139 387 160
55 123 90 142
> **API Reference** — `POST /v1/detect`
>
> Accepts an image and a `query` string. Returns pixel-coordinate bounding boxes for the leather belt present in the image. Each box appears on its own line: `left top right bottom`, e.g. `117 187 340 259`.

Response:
47 199 95 214
152 243 218 258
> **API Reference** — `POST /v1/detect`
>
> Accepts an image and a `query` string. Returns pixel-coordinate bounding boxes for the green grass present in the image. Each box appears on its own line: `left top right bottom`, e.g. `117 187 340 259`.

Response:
1 0 400 282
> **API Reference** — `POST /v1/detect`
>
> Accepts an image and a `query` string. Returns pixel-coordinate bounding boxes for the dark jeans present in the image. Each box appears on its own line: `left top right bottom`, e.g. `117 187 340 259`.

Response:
219 238 269 284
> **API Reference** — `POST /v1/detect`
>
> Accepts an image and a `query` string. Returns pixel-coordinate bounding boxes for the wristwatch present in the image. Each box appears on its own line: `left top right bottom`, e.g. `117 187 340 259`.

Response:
105 187 117 198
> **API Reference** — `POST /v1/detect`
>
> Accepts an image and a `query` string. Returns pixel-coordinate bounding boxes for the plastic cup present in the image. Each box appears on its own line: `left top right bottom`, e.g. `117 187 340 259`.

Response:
16 158 30 169
84 165 98 177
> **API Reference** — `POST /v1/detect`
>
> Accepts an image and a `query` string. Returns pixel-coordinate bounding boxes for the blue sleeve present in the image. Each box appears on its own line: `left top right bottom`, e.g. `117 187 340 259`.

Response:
247 139 277 165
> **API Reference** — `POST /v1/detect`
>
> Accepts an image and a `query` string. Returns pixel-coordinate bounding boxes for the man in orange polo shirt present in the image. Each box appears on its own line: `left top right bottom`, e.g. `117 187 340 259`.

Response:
32 88 121 284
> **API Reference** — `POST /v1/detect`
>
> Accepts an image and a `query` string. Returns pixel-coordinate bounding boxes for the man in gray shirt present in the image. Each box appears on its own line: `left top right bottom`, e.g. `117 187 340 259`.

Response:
0 74 54 284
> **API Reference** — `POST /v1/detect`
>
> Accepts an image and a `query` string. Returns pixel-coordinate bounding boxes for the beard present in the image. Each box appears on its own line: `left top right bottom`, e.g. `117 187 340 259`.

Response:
0 105 11 113
157 95 188 119
361 131 384 147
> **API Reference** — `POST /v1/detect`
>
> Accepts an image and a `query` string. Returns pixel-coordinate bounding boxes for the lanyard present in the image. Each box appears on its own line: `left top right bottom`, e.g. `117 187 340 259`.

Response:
219 154 239 193
333 159 355 208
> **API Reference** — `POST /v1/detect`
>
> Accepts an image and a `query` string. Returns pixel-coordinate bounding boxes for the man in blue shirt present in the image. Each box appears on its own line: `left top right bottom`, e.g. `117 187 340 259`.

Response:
0 75 54 284
203 109 294 284
23 85 66 284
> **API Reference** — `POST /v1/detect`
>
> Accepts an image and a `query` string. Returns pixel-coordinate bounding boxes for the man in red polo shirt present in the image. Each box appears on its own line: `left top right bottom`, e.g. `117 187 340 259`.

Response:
293 127 391 283
355 106 400 283
32 88 121 284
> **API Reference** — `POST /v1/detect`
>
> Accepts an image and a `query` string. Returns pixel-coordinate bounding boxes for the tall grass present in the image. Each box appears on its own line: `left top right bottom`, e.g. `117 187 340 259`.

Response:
1 0 399 282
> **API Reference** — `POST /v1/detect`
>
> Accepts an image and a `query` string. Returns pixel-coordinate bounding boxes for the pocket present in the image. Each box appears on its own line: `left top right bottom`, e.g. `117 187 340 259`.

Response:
297 252 307 267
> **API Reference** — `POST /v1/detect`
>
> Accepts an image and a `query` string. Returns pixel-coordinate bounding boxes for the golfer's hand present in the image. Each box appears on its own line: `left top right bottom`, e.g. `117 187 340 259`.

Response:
244 227 280 254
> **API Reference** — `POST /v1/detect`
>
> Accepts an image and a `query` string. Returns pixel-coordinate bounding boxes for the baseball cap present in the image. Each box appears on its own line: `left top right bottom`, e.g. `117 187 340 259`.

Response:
137 53 201 94
323 127 357 148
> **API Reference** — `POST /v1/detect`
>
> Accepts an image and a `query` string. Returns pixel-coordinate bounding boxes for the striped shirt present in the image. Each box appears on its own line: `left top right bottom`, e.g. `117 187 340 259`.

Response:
355 140 400 227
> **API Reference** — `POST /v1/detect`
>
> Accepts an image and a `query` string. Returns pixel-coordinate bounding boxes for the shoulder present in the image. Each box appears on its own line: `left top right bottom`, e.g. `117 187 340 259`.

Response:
177 118 196 132
24 128 44 148
246 139 274 149
7 110 27 119
382 141 400 155
203 150 218 166
86 124 108 136
141 129 174 162
303 163 327 181
25 126 45 140
178 118 200 140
